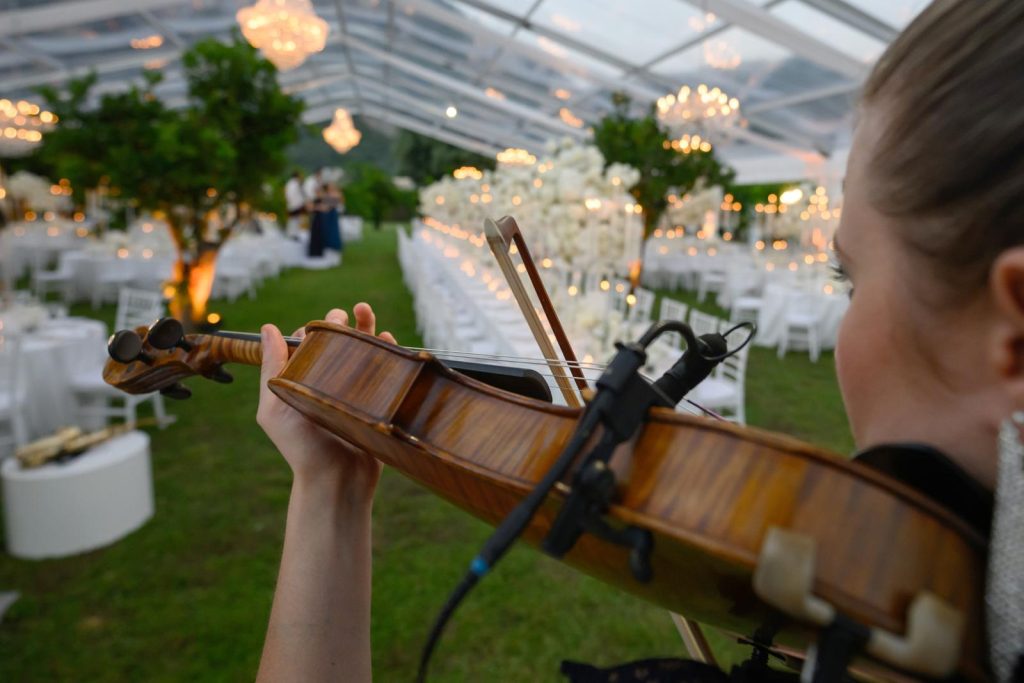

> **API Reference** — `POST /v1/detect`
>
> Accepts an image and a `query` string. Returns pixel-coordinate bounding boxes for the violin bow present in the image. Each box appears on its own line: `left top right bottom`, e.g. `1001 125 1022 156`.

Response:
484 216 716 667
484 216 588 408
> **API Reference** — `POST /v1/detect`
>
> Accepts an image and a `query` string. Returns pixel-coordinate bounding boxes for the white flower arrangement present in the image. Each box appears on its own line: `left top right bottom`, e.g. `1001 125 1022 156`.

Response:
420 141 643 276
664 182 723 232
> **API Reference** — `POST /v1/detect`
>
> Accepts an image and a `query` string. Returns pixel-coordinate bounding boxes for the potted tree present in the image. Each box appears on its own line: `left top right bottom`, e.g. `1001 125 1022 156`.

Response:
37 38 304 329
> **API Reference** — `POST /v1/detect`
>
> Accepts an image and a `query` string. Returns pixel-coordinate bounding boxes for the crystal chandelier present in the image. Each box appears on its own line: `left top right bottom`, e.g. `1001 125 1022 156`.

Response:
322 108 361 154
703 40 741 70
0 99 56 158
656 84 740 152
237 0 329 72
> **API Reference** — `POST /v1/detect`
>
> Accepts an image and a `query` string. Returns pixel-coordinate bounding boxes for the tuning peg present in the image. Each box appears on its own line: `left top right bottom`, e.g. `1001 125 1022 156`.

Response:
159 383 192 400
147 317 193 352
108 330 154 365
206 365 233 384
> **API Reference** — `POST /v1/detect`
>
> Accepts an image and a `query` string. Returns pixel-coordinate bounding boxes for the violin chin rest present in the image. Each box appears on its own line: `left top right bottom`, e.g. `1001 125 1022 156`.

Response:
752 526 964 679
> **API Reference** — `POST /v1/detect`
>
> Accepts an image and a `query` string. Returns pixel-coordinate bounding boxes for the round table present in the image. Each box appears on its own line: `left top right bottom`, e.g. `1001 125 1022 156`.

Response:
2 430 153 559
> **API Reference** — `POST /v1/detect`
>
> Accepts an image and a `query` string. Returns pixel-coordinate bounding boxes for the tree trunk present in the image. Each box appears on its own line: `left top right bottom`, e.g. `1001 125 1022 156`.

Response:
165 213 221 332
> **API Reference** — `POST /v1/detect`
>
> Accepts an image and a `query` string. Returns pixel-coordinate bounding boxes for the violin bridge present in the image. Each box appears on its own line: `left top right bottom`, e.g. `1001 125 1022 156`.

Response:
752 527 964 680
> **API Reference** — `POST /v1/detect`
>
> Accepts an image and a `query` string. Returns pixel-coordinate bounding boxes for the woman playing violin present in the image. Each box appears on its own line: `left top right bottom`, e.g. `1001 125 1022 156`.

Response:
252 2 1024 680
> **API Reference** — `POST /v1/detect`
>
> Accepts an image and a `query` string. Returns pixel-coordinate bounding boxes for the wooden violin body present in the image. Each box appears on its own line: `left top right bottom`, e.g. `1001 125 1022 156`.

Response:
266 322 986 681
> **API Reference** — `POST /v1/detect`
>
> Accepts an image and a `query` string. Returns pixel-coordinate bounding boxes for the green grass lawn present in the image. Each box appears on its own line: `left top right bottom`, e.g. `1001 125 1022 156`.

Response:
0 225 853 681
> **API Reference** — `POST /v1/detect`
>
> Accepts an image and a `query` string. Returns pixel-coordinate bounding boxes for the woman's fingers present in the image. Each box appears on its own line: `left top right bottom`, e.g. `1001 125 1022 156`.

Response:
353 302 376 335
379 331 397 345
258 324 287 420
325 308 348 326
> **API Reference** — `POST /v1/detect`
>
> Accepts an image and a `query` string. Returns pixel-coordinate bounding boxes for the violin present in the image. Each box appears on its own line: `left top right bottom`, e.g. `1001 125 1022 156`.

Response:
104 316 987 682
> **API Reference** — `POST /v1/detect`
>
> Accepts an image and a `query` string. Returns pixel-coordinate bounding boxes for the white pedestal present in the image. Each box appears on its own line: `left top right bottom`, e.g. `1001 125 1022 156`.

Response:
2 431 154 559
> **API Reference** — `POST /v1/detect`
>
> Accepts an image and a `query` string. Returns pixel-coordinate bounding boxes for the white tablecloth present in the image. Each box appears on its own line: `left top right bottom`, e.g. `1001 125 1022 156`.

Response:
17 317 108 439
754 283 849 349
0 221 92 280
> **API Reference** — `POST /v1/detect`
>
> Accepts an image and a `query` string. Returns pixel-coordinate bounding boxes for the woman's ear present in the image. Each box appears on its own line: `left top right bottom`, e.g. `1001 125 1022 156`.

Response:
991 247 1024 381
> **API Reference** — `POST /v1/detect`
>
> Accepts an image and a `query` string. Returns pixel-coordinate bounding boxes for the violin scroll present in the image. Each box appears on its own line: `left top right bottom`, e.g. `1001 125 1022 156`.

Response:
103 317 263 397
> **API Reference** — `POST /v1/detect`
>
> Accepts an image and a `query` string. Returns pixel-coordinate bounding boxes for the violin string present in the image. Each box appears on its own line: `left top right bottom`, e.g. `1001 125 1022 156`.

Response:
408 347 607 370
224 331 644 372
220 331 715 417
409 346 603 365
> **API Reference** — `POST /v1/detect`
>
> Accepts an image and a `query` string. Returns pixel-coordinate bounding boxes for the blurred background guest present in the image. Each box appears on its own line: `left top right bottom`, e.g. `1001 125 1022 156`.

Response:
322 181 343 255
283 170 305 239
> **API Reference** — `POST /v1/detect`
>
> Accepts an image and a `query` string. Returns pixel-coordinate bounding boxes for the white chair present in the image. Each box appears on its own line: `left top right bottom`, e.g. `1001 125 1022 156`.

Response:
609 278 630 313
91 258 136 308
778 292 824 362
32 252 76 303
697 264 727 303
690 338 750 424
730 295 764 328
70 288 172 429
0 336 28 458
659 298 689 325
657 298 689 349
211 250 257 302
628 287 656 325
68 360 173 431
115 288 165 332
689 310 723 339
397 228 413 288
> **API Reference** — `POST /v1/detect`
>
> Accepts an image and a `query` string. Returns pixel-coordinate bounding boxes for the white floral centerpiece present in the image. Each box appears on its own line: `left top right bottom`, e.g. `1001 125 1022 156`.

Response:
420 140 643 277
663 181 723 237
565 294 627 360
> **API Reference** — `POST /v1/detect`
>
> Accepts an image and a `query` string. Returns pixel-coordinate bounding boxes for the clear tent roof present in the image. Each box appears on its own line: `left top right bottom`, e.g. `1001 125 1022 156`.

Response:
1 0 931 179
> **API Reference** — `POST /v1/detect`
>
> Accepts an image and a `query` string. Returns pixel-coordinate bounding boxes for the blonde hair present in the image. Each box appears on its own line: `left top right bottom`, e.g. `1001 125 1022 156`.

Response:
862 0 1024 293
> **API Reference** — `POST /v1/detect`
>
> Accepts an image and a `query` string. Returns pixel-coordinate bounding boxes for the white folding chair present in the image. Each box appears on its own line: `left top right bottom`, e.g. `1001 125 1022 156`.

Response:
609 278 630 314
69 288 173 429
212 251 256 302
690 337 750 424
778 292 824 362
657 298 690 349
689 310 723 339
628 287 656 325
33 251 77 303
115 287 165 332
697 262 728 304
659 298 690 325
